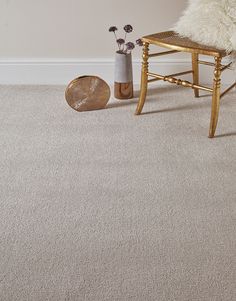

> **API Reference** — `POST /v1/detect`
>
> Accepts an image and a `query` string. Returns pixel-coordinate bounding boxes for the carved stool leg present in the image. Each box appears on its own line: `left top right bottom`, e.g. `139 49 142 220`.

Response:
192 53 199 97
135 42 149 115
209 57 222 138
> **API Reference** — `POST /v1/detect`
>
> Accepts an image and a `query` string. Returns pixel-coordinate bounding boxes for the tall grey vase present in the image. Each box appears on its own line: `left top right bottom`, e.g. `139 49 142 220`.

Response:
114 52 134 99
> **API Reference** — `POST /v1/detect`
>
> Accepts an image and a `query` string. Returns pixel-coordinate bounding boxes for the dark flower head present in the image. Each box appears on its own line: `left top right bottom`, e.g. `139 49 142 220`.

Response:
136 39 143 46
117 38 125 45
126 42 135 51
109 26 118 32
124 24 133 33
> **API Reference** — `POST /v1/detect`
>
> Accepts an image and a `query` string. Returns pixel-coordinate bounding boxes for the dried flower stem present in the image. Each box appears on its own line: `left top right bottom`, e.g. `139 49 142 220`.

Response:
124 32 127 43
113 32 119 49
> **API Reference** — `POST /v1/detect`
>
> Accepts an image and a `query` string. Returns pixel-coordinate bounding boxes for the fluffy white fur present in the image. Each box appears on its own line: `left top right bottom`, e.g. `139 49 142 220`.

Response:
174 0 236 53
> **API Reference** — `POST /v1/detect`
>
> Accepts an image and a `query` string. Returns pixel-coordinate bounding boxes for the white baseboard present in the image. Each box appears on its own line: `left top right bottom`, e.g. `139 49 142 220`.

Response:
0 58 234 85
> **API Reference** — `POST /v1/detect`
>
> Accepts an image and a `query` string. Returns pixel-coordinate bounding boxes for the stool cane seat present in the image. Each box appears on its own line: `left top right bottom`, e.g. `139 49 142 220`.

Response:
143 31 227 57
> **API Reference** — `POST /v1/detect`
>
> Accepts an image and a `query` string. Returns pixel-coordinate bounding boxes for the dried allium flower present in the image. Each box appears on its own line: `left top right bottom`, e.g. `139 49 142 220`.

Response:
109 24 137 53
117 38 125 45
136 39 143 46
125 42 135 51
109 26 118 44
124 24 133 33
109 26 118 32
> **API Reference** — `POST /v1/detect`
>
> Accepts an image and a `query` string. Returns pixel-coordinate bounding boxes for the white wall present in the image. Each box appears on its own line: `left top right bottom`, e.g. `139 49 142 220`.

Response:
0 0 187 59
0 0 232 84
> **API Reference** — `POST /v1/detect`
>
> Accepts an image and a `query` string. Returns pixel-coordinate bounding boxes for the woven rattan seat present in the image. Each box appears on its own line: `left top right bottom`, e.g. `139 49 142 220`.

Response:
135 31 235 138
143 31 227 57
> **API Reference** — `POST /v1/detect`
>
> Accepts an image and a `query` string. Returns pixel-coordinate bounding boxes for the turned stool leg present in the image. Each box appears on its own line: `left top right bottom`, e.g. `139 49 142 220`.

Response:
192 53 199 97
135 42 149 115
209 57 222 138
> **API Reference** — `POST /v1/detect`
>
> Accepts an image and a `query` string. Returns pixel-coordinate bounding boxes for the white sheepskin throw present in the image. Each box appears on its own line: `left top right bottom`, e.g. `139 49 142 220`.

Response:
174 0 236 54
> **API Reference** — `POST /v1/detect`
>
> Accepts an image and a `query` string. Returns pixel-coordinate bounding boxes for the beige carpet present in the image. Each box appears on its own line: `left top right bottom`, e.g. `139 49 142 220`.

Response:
0 85 235 301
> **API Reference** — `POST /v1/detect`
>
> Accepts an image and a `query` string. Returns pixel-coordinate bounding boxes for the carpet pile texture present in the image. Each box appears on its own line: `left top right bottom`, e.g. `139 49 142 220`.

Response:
0 85 235 301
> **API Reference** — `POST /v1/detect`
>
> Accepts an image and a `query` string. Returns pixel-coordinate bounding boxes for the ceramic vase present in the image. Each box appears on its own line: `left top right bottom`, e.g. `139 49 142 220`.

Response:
114 52 134 99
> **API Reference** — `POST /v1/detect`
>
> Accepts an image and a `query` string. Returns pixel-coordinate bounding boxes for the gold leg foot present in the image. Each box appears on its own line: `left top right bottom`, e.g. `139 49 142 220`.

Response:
192 53 199 98
135 42 149 115
135 88 148 115
209 57 222 138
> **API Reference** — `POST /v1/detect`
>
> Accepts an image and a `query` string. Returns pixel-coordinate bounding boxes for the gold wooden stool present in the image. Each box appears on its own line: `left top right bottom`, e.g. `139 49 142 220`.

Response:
135 31 236 138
